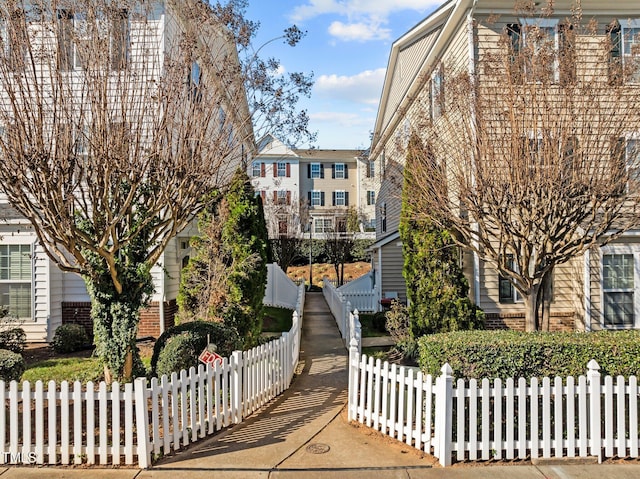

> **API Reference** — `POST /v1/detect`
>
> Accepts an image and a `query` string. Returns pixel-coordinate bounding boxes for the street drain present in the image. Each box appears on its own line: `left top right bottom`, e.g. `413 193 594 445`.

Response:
306 443 330 454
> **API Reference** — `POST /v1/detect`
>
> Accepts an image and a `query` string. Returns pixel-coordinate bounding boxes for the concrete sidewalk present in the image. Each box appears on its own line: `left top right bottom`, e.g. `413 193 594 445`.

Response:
3 292 640 478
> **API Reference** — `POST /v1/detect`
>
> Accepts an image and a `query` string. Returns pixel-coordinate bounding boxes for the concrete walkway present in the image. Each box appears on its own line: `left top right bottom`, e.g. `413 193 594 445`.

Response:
3 292 640 478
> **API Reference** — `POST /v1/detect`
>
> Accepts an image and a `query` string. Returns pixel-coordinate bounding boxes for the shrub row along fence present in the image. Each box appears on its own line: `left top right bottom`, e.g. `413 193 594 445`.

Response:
348 342 640 466
0 283 305 468
323 278 361 353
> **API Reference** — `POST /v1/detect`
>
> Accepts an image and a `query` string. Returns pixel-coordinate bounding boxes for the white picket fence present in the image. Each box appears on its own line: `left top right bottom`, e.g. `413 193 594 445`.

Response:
263 263 301 311
336 271 378 313
1 283 305 468
348 342 640 467
323 278 361 352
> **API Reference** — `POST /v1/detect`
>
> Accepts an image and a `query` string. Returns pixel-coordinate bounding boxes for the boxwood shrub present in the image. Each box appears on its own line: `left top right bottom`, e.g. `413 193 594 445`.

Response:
151 321 241 378
0 327 26 354
418 330 640 380
51 324 90 354
0 349 25 382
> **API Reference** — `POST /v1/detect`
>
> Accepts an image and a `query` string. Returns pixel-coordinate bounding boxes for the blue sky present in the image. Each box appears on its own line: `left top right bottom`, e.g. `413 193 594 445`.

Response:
244 0 443 150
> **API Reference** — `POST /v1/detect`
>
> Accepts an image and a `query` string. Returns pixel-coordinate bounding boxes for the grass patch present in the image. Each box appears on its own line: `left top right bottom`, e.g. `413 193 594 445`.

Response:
263 306 293 333
358 313 389 338
22 357 104 384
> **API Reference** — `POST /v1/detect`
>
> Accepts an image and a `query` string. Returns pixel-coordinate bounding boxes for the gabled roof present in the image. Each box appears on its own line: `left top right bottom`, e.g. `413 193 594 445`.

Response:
371 0 466 157
256 134 299 157
293 149 363 162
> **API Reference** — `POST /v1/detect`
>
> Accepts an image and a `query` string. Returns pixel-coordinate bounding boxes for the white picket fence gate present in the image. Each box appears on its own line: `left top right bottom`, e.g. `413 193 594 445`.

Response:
0 283 305 468
348 341 640 466
336 271 378 313
323 278 361 352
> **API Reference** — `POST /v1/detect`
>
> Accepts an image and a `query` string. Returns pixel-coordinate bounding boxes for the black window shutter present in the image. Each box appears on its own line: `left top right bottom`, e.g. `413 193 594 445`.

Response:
344 165 348 179
307 164 311 178
308 191 312 204
320 164 324 179
345 192 349 206
321 192 325 206
332 164 335 179
332 192 336 206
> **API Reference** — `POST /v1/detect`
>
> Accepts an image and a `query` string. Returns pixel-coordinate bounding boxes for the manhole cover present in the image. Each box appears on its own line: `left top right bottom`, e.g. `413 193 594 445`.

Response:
306 443 330 454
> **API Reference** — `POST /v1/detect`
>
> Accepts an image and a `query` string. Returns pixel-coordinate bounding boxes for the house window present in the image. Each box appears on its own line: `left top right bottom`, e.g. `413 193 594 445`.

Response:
278 220 288 236
57 9 129 71
1 9 27 70
0 244 32 320
498 255 522 303
333 163 347 179
380 202 387 233
276 190 290 205
507 20 575 84
251 161 261 177
189 61 202 101
310 162 323 179
368 160 375 178
314 218 332 234
602 253 635 327
611 21 640 84
310 190 322 207
431 63 444 119
333 190 347 206
612 137 640 193
277 162 287 177
367 190 375 206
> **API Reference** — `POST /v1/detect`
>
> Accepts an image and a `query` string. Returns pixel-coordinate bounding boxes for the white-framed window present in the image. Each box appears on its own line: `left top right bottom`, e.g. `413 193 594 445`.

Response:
506 19 574 84
277 162 287 177
368 160 375 178
367 190 375 206
57 9 129 71
334 163 346 179
189 61 202 101
0 244 32 320
251 161 261 177
601 246 639 328
314 218 332 234
310 163 322 179
610 20 640 84
310 190 322 207
334 190 346 206
611 136 640 193
430 63 444 119
498 254 523 304
277 189 289 205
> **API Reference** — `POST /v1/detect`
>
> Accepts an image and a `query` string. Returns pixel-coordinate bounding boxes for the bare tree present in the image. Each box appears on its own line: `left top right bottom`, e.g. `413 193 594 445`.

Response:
324 207 360 286
265 195 308 272
406 4 640 331
0 0 254 381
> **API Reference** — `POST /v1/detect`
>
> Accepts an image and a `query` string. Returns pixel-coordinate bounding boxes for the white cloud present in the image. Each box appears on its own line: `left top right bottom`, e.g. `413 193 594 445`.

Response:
328 21 391 42
290 0 441 23
314 68 386 105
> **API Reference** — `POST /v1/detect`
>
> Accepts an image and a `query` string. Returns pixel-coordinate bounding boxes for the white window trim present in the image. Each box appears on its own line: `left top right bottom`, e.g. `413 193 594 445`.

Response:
0 242 34 321
277 161 287 177
334 163 345 179
519 18 560 83
600 244 640 329
310 162 321 179
335 190 346 206
251 161 261 177
311 190 321 207
621 21 640 84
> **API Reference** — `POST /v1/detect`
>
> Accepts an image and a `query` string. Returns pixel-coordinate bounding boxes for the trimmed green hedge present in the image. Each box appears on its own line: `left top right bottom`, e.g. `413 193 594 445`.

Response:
418 330 640 380
0 349 25 382
150 321 240 377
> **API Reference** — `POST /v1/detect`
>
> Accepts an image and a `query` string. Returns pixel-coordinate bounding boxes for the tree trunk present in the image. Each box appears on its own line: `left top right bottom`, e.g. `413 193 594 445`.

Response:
85 271 153 383
539 270 553 331
523 284 541 331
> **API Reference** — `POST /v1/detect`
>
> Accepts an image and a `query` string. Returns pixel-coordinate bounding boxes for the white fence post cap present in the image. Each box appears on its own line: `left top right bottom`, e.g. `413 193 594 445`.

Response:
587 359 600 371
441 363 453 377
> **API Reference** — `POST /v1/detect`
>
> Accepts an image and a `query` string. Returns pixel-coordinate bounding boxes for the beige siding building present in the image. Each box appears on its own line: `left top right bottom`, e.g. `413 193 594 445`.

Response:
0 1 253 341
370 0 640 329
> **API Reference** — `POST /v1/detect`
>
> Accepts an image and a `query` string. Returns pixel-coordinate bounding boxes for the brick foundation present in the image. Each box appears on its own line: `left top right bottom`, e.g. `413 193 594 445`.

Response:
485 311 575 332
62 299 177 341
